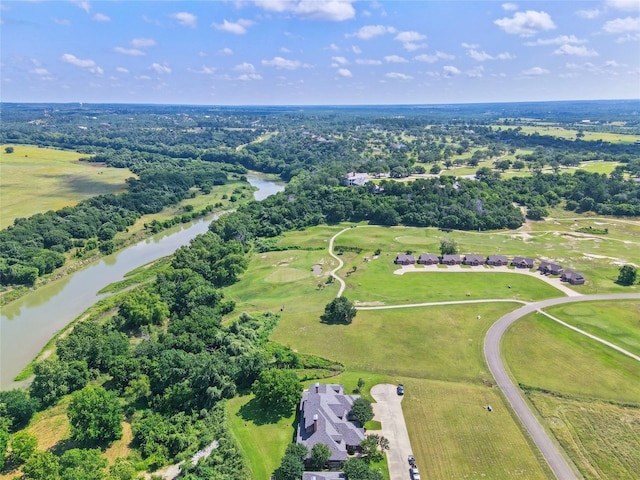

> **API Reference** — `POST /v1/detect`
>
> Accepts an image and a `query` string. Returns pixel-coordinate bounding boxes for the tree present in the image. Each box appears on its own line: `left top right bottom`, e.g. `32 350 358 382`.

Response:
526 206 548 220
274 443 307 480
0 414 9 470
429 163 441 175
4 146 14 154
109 458 136 480
342 457 370 480
320 297 357 325
440 238 458 256
350 397 374 426
67 385 122 445
310 443 331 470
23 451 61 480
357 377 365 393
251 369 302 413
617 265 637 286
119 288 169 328
494 159 511 172
0 389 37 431
359 434 389 463
59 448 107 480
9 431 38 464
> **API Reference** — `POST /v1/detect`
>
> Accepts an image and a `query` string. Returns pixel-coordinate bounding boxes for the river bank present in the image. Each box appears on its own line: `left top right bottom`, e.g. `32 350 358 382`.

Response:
0 173 285 390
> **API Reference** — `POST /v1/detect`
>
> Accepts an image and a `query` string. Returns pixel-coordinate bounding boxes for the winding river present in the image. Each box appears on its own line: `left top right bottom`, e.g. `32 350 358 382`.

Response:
0 173 284 389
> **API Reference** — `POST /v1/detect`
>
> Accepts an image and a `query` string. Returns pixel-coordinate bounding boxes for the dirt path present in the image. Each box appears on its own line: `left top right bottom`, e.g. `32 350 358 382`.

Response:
370 384 413 480
328 227 350 297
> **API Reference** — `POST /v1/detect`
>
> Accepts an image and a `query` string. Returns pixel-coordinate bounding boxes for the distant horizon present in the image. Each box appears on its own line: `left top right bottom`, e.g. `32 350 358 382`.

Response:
2 1 639 104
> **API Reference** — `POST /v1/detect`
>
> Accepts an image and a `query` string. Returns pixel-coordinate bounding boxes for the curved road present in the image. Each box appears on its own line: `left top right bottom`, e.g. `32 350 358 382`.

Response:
484 293 640 480
328 227 350 297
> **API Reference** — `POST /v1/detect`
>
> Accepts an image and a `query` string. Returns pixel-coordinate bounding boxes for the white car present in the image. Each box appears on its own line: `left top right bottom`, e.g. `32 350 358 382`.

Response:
410 467 421 480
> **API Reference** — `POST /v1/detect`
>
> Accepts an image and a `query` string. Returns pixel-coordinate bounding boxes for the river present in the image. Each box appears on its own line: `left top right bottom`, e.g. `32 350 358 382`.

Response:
0 173 285 389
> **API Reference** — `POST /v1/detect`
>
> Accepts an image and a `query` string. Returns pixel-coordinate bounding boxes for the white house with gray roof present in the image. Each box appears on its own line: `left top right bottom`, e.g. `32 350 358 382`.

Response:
296 383 365 467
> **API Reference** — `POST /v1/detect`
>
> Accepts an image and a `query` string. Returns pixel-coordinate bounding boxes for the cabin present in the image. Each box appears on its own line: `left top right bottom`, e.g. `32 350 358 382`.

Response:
418 253 439 265
511 256 535 269
561 270 585 285
394 254 416 265
463 254 485 266
539 261 563 275
441 254 462 265
486 255 508 266
296 383 365 468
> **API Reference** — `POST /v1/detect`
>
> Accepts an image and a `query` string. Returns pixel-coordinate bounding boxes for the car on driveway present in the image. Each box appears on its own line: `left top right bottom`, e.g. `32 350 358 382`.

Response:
397 384 404 395
410 467 421 480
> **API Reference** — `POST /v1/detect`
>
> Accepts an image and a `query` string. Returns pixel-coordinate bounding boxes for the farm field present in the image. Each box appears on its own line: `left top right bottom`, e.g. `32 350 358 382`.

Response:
0 145 133 229
495 125 640 143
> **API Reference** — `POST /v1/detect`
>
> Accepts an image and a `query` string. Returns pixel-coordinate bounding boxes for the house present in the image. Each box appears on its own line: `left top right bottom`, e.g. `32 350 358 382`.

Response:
297 383 365 468
463 254 485 266
486 255 508 266
303 473 346 480
418 253 439 265
441 254 461 265
539 261 563 275
511 257 535 269
343 172 369 187
395 254 416 265
561 270 585 285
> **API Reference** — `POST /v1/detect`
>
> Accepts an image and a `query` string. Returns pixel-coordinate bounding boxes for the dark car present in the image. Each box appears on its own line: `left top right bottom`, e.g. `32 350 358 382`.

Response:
397 384 404 395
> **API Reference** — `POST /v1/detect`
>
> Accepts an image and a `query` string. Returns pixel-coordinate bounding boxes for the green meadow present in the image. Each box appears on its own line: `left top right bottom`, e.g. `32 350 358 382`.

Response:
495 125 640 143
0 144 133 229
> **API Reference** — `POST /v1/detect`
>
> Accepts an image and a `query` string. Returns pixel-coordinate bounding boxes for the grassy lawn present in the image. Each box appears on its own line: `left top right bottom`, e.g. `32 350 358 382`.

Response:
226 394 297 480
528 392 640 480
503 312 640 404
0 144 133 229
544 301 640 357
496 126 640 143
402 378 550 480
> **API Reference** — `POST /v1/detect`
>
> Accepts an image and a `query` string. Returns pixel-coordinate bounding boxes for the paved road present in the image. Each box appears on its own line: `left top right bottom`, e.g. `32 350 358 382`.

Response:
371 384 413 480
484 293 640 480
328 227 350 297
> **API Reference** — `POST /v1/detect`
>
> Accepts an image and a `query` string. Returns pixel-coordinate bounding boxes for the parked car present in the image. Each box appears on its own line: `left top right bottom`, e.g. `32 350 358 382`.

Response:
408 454 416 467
397 384 404 395
410 467 421 480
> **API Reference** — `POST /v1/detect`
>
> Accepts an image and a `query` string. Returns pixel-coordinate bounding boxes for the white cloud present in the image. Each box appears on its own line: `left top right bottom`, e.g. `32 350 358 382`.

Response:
171 12 197 28
214 19 254 35
116 67 129 74
606 0 640 11
71 0 91 13
347 24 395 39
502 3 518 11
463 44 514 61
356 58 382 65
414 51 454 63
522 66 549 75
329 43 340 51
234 62 256 72
402 42 427 51
576 9 601 19
332 56 349 65
337 68 352 77
395 31 426 43
130 38 157 48
254 0 356 21
189 65 217 74
602 16 640 33
384 55 408 63
385 72 413 80
238 73 262 81
280 47 292 53
60 53 103 74
525 35 587 46
135 75 152 81
494 10 556 36
262 56 308 69
352 45 362 54
554 44 599 57
443 65 461 76
114 47 145 56
461 42 479 49
466 66 485 78
53 18 72 26
93 13 110 22
218 47 233 55
31 68 51 76
150 63 172 74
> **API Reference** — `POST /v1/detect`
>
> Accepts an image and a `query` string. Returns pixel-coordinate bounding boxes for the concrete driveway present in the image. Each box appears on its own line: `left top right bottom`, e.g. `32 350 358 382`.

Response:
371 384 413 480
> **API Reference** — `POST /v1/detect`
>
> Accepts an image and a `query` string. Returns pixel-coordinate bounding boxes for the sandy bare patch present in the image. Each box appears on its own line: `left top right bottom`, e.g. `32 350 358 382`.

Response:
311 264 322 275
354 300 386 307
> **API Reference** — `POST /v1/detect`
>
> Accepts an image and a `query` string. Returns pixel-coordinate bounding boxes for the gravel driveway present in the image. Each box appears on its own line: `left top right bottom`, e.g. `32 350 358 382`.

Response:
371 384 413 480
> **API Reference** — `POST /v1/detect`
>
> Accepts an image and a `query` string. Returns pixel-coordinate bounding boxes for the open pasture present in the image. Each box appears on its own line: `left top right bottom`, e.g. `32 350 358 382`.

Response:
545 301 640 357
528 392 640 480
503 311 640 404
496 126 640 143
0 145 133 229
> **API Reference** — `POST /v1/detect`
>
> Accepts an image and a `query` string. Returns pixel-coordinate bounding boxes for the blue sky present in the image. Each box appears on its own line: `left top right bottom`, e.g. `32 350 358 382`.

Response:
1 0 639 105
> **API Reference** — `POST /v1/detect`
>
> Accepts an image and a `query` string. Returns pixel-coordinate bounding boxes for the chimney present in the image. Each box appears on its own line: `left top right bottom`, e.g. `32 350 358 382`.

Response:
313 414 318 433
315 382 320 393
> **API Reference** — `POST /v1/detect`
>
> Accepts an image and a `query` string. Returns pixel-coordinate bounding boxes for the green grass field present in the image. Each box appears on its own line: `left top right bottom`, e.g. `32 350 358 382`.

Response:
0 145 133 229
495 126 640 143
545 301 640 357
503 311 640 404
527 392 640 480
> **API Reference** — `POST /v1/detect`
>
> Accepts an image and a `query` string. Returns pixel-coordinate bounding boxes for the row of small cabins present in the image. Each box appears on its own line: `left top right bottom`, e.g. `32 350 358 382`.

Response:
394 254 585 285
